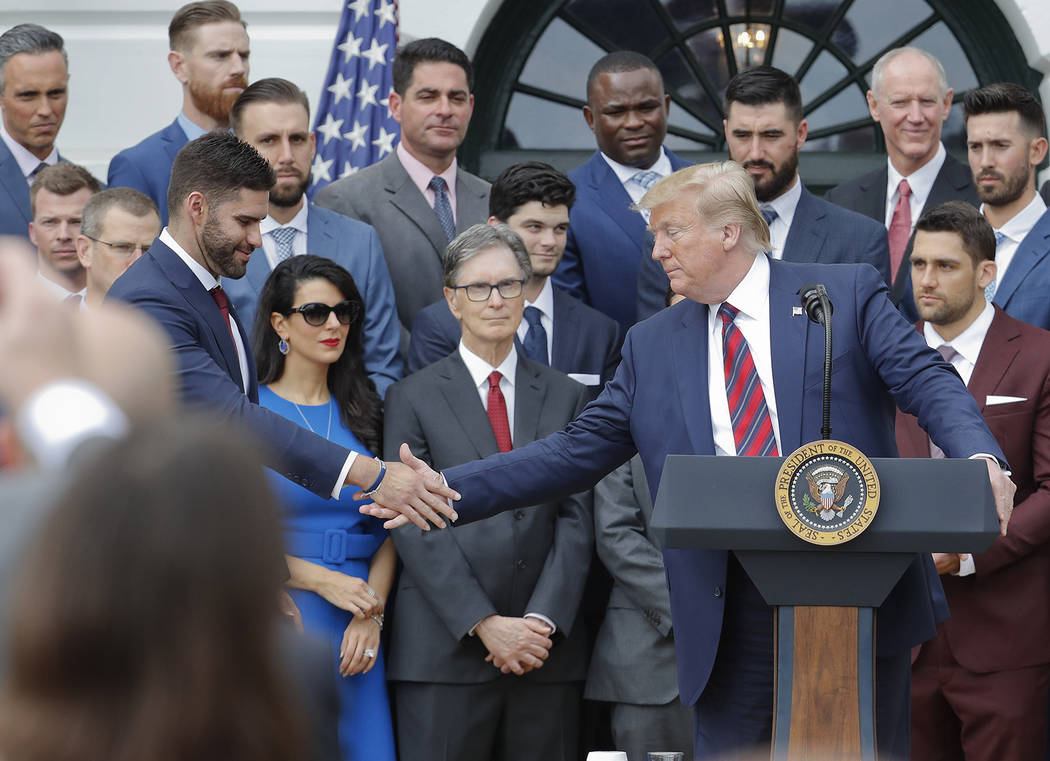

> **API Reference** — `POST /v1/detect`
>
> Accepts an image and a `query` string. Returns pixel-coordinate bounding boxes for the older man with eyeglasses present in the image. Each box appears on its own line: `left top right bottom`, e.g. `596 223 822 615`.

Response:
382 222 594 761
76 188 161 308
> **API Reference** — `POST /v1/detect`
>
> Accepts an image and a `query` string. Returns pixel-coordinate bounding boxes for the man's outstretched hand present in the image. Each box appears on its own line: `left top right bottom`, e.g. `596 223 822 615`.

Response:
353 443 459 530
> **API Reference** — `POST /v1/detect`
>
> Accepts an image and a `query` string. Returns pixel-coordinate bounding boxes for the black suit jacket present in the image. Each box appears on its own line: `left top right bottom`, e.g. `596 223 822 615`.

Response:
383 351 593 684
826 151 979 319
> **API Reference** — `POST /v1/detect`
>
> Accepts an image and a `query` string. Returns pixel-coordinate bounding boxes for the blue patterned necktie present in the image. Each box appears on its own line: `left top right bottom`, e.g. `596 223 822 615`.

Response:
271 226 297 263
986 230 1006 301
631 170 661 191
719 302 778 457
429 176 456 242
761 206 778 225
521 305 549 365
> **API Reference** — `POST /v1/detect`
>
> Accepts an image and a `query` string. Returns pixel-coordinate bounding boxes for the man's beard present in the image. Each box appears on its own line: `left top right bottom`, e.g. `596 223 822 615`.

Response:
188 75 248 125
270 173 310 209
200 214 247 279
975 163 1030 207
744 150 799 203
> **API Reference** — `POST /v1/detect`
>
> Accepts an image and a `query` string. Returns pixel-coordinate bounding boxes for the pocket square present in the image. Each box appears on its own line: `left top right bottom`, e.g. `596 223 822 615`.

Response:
986 395 1026 405
568 373 600 386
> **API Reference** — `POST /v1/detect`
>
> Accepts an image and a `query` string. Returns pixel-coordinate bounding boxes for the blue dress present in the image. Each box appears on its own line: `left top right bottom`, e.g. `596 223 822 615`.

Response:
259 386 395 761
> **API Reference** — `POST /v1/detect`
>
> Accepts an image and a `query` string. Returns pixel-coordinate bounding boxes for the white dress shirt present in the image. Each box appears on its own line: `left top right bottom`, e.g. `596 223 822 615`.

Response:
161 228 251 395
36 270 77 300
600 147 673 205
261 203 310 270
762 175 803 260
922 300 995 577
0 120 58 184
516 277 555 365
884 142 947 231
707 253 782 456
984 194 1048 296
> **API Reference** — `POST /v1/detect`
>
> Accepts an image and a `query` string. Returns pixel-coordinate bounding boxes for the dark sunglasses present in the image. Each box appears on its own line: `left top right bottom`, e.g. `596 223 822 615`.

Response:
284 300 360 327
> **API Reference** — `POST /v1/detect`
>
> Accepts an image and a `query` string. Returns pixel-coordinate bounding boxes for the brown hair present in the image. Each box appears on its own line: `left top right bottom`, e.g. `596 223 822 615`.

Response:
168 0 244 51
0 419 301 761
81 187 160 239
29 163 101 216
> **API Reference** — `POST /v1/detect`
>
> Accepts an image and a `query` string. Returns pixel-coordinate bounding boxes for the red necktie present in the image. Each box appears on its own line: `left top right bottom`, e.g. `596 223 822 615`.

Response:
719 303 778 457
209 285 235 342
888 179 912 282
486 371 513 453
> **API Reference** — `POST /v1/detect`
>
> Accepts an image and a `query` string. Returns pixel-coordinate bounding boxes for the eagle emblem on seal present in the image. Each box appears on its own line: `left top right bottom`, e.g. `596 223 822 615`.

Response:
805 466 852 521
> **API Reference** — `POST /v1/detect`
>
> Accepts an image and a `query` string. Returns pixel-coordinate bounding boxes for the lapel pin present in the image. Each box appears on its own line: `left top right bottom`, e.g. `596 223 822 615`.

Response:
792 306 804 316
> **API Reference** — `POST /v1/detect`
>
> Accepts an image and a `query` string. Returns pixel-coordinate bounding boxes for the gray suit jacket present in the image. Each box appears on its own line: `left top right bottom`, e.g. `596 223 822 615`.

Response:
383 351 593 684
584 455 680 705
314 153 491 347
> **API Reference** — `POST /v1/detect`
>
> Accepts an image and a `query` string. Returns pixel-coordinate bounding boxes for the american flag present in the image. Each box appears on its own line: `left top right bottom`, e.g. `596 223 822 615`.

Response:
309 0 400 197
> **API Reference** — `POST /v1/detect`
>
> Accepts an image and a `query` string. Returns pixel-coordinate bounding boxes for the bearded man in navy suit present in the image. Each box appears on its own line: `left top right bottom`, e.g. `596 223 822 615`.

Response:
367 161 1017 760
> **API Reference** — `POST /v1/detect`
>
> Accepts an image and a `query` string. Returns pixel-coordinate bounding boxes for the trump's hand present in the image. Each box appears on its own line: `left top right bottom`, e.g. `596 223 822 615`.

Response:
931 552 965 575
353 443 459 530
983 458 1016 536
476 615 552 676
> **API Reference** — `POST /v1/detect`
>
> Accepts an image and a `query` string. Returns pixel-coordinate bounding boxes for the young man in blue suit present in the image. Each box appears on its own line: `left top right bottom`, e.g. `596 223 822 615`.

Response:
107 131 456 529
0 24 69 240
408 161 621 393
553 51 691 333
107 1 249 226
638 65 891 321
964 83 1050 331
367 162 1018 760
225 78 401 396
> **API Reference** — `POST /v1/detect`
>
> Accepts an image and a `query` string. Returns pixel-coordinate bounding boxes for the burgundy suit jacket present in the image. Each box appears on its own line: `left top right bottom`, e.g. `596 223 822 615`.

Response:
896 306 1050 672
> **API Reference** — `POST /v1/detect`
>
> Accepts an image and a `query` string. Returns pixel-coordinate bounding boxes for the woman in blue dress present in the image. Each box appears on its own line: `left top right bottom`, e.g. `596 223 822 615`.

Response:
251 255 395 761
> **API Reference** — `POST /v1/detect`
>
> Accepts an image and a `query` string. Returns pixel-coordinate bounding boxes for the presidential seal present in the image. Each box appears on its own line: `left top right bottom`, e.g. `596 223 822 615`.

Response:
773 440 880 545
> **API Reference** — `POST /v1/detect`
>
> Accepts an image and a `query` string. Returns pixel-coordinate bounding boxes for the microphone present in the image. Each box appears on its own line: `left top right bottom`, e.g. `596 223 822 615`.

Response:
798 283 833 325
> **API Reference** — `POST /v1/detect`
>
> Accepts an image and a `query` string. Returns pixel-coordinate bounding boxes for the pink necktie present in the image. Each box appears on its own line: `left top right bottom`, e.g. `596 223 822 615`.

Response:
888 179 912 282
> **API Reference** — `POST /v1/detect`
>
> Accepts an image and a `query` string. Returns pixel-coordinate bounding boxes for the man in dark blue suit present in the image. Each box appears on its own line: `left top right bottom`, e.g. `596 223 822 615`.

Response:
553 52 691 333
0 24 69 240
963 83 1050 331
107 131 456 529
637 66 891 321
224 78 401 396
408 162 621 392
107 1 249 226
368 162 1017 759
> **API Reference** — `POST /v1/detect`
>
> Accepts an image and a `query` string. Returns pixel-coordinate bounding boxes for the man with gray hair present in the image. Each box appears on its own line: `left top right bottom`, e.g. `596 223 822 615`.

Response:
383 222 593 761
0 23 69 240
75 188 161 307
827 47 979 318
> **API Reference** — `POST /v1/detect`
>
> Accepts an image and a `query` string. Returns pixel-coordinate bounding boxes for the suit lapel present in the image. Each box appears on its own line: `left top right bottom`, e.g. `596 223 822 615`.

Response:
513 359 543 447
967 308 1021 413
588 154 648 253
384 154 453 261
857 166 889 222
769 259 809 452
549 288 577 368
437 354 501 458
993 211 1050 307
0 142 30 227
454 170 488 235
161 119 188 163
154 241 245 389
672 301 715 454
781 186 827 264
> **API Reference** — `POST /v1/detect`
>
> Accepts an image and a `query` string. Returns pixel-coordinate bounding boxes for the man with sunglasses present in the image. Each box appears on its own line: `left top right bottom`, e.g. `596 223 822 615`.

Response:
383 223 593 761
225 77 401 396
76 188 161 308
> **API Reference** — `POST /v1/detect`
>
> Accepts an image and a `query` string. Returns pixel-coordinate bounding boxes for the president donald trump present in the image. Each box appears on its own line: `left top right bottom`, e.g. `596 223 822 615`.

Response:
367 161 1015 759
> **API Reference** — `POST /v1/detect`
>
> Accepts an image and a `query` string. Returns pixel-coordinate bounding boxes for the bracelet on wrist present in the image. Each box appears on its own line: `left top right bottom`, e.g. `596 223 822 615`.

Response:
370 613 384 630
362 457 386 497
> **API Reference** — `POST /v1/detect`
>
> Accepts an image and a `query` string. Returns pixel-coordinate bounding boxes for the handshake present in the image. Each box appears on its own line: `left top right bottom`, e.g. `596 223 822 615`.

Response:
348 442 460 530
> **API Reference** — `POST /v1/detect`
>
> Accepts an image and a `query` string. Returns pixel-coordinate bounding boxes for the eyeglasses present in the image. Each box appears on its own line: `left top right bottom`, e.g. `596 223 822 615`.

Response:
82 234 151 257
284 300 360 327
450 279 526 302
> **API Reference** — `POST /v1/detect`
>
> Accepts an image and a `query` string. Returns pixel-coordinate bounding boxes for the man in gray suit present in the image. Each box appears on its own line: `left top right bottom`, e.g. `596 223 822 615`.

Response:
587 454 693 761
315 38 490 350
383 224 592 761
226 77 401 395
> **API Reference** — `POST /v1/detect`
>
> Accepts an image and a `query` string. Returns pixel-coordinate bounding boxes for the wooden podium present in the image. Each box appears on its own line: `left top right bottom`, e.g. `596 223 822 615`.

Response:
650 454 999 760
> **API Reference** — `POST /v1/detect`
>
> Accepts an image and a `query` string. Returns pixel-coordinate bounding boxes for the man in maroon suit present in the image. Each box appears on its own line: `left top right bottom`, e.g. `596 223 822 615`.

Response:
897 200 1050 761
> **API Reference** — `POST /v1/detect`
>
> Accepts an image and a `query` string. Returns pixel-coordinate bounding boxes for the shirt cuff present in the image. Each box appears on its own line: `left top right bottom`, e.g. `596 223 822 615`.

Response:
970 453 1011 477
332 450 358 499
524 612 556 635
15 379 128 468
954 553 975 577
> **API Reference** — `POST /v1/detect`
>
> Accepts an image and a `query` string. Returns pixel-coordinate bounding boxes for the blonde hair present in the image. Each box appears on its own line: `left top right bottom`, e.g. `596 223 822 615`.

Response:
637 161 770 254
